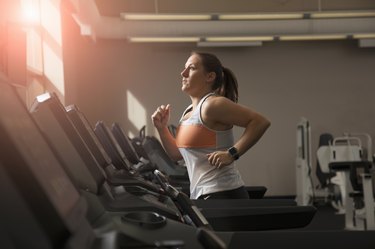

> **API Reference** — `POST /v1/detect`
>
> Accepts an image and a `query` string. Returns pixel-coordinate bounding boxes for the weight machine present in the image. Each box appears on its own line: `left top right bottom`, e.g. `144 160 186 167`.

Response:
325 133 374 230
295 117 375 230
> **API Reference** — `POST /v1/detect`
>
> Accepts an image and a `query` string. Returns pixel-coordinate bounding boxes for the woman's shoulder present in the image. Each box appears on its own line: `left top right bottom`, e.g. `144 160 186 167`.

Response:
204 95 232 108
201 95 235 129
202 95 234 116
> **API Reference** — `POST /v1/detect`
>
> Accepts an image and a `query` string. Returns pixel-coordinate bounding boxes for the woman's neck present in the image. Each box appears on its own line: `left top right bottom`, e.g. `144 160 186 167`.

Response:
190 91 213 109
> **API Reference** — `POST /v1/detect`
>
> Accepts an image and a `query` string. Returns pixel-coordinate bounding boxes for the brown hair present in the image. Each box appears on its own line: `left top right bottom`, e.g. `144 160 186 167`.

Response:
192 52 238 102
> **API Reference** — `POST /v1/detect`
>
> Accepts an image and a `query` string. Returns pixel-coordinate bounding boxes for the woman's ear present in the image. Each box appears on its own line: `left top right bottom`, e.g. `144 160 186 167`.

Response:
206 72 216 83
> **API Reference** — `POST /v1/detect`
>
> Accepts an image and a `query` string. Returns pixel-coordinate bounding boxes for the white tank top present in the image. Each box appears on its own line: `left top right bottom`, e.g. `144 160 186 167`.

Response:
175 93 244 199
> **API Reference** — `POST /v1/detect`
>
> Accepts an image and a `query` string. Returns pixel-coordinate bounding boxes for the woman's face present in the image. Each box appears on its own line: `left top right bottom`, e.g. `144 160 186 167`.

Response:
180 54 211 96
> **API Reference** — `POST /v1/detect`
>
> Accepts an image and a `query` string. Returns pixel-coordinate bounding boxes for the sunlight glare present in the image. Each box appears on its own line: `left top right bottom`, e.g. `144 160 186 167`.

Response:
126 90 147 137
20 0 40 25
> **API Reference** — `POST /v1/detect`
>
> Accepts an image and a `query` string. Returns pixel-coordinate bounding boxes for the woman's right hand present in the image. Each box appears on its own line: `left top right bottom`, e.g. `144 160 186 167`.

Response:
151 104 171 130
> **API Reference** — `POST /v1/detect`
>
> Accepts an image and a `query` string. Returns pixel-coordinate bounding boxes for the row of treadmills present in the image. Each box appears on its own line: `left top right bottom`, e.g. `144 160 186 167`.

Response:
1 80 375 249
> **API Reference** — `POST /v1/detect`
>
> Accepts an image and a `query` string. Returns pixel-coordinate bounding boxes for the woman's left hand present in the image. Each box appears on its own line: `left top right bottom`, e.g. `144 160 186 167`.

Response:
207 151 234 169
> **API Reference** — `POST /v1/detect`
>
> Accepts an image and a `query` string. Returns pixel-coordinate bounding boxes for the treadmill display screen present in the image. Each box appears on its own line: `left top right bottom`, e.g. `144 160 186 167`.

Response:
66 105 112 167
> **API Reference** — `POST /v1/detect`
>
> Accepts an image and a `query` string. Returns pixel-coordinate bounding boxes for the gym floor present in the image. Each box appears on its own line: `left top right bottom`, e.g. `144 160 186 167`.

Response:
297 203 345 231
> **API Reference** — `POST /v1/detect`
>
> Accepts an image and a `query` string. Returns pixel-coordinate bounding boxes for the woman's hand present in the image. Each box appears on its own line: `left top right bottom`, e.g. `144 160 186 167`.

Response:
207 150 234 169
151 104 171 130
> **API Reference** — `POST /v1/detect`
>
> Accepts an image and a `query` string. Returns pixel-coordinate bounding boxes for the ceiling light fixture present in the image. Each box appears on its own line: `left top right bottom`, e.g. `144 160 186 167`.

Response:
352 33 375 39
310 11 375 19
205 36 274 42
197 41 263 47
279 34 347 41
120 13 212 21
219 13 304 20
128 37 200 42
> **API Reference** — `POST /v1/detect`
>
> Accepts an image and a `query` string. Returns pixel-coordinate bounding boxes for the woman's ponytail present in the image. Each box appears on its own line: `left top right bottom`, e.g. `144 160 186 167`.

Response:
219 67 238 103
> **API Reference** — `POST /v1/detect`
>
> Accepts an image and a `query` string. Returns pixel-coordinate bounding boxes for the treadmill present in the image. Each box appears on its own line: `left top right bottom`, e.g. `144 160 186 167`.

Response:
0 81 223 249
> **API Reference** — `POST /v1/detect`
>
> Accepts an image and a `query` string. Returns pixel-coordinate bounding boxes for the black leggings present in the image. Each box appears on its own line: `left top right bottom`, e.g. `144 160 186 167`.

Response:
198 186 249 200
